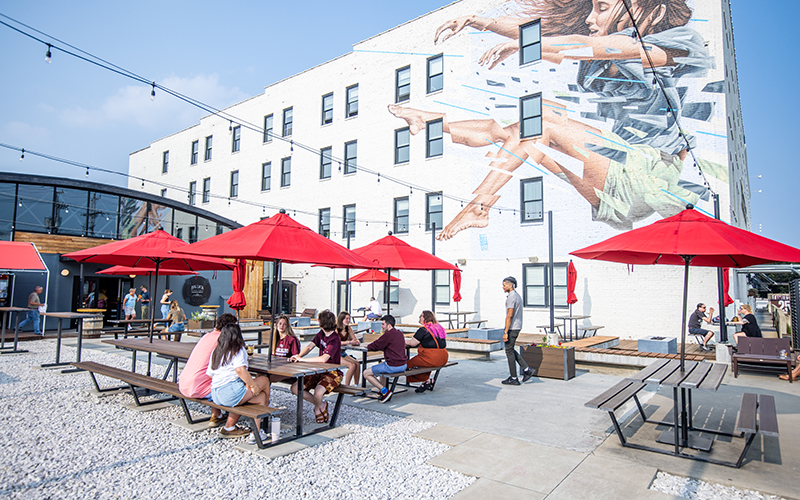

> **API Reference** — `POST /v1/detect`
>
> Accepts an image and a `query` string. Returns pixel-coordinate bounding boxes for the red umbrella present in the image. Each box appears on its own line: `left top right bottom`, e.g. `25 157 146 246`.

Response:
352 233 458 315
567 261 578 315
571 206 800 368
97 266 197 276
721 268 734 307
64 230 235 344
349 270 401 282
452 268 462 303
179 211 377 359
227 259 247 311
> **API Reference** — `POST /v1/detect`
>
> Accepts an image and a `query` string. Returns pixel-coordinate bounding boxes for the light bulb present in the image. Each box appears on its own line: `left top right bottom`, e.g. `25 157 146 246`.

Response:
65 208 69 213
45 44 52 63
150 82 156 101
20 148 24 161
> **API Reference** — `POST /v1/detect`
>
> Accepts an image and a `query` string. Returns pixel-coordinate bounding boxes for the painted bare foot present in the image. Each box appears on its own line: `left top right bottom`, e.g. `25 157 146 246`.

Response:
437 198 497 240
387 104 442 135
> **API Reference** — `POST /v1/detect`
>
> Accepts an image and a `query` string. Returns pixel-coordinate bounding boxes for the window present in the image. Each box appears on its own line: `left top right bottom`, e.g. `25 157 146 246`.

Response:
426 192 443 231
261 162 271 191
231 125 241 152
229 170 239 198
202 177 211 203
319 208 331 237
519 19 542 65
520 177 543 222
426 119 443 158
345 84 358 118
160 188 167 198
204 136 213 161
343 204 355 239
344 140 357 174
434 270 450 305
394 197 409 234
188 181 196 206
523 263 568 307
320 147 332 179
281 157 291 187
427 54 443 93
520 93 542 139
263 114 273 143
188 226 197 243
395 66 410 103
162 151 169 173
395 127 410 164
282 107 293 137
386 269 400 304
321 93 333 125
190 141 198 165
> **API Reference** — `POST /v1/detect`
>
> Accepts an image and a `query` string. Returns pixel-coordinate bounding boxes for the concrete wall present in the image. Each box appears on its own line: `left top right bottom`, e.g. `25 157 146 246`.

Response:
129 0 745 339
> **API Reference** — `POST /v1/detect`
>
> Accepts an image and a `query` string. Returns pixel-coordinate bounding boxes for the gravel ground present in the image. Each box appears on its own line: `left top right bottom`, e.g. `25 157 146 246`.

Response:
650 471 787 500
0 341 475 499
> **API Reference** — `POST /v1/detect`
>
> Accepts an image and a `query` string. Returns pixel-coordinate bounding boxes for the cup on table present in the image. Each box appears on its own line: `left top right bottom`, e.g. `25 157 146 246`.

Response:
247 345 254 357
780 349 788 359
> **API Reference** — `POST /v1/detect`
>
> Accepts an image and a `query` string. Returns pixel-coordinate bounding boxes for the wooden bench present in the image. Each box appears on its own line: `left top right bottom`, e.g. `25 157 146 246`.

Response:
72 361 281 448
585 379 648 444
297 308 317 319
733 393 779 468
383 362 459 393
732 338 794 381
578 326 604 338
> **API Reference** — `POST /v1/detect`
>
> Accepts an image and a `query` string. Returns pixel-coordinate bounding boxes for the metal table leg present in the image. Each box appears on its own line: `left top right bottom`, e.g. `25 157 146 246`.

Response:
295 374 304 437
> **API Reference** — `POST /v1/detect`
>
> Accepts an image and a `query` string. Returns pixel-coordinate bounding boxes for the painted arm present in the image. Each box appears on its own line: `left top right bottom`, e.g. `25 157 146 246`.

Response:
542 35 670 66
435 15 527 44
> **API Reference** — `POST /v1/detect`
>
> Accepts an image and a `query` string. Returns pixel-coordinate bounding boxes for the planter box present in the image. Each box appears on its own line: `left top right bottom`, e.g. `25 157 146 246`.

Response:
519 345 575 380
187 320 214 331
468 328 504 340
638 336 677 354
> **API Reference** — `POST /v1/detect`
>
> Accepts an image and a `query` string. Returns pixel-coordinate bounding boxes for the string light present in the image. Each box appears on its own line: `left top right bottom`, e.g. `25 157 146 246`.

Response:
19 148 24 161
228 121 233 133
85 166 89 177
150 82 156 101
377 173 380 183
45 43 51 63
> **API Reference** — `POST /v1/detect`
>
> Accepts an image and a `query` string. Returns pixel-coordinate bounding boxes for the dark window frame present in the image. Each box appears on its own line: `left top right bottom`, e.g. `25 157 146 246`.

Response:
434 269 450 305
190 141 198 165
282 107 293 137
280 157 291 187
395 127 410 164
261 162 271 191
318 208 331 237
231 125 241 153
344 140 357 175
204 136 213 161
188 181 196 206
343 204 355 239
426 119 443 158
162 151 169 174
202 177 211 203
395 65 410 103
321 93 334 125
519 93 543 139
520 177 544 223
263 114 273 143
522 262 568 308
426 54 443 94
320 147 332 180
386 269 400 304
519 19 542 66
425 191 443 231
345 84 358 118
229 170 239 198
393 196 409 234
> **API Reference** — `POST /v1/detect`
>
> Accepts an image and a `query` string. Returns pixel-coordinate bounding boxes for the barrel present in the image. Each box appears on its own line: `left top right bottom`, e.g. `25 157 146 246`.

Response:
82 316 103 338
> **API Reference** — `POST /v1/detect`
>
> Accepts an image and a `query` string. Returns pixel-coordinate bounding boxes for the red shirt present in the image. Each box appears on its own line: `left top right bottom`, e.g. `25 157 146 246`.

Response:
275 335 300 358
367 327 407 367
311 329 341 364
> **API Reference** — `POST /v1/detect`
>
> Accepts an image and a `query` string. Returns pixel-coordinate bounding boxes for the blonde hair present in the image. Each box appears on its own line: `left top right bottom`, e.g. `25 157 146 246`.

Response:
739 304 753 314
169 300 179 310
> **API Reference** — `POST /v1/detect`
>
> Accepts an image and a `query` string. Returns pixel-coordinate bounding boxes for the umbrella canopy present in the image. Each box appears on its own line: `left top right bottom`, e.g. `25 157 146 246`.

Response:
97 266 197 276
351 234 458 271
177 212 377 268
567 261 578 305
721 268 734 308
452 268 462 303
571 206 800 369
227 259 247 311
349 269 401 283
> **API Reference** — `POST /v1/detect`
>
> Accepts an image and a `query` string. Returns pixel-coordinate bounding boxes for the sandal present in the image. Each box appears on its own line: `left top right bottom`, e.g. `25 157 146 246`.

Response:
315 402 329 423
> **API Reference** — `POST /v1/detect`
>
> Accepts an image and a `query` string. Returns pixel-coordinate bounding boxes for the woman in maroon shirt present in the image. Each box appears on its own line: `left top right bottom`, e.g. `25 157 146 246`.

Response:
289 310 342 423
337 311 362 385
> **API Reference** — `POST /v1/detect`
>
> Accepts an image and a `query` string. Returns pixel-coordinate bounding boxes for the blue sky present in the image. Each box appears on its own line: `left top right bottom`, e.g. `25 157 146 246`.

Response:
1 0 797 247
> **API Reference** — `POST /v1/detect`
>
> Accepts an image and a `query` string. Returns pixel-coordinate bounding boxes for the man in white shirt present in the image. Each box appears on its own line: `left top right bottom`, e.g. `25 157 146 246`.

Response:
365 297 383 320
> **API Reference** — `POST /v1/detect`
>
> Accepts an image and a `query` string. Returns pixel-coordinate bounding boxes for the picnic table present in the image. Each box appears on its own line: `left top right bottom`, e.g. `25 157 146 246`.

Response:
437 310 476 329
0 306 29 354
103 338 346 442
346 333 412 388
555 315 590 342
40 311 103 373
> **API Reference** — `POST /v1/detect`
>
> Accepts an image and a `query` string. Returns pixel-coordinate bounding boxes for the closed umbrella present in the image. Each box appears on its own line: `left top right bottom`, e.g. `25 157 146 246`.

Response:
178 211 377 360
227 259 247 312
351 233 458 315
721 268 734 308
571 205 800 369
567 261 578 316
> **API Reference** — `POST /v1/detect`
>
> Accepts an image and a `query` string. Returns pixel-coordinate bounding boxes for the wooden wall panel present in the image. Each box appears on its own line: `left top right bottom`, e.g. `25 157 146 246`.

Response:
242 260 263 319
14 232 115 255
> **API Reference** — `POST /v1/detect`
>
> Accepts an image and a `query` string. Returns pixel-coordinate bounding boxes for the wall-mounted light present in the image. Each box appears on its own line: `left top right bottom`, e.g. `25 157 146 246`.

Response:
129 275 136 279
457 258 467 266
60 269 69 277
528 256 539 263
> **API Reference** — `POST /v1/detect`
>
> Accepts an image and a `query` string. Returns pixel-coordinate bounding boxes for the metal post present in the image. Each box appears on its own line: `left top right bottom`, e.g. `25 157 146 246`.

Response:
548 211 555 334
713 194 728 343
345 232 351 313
431 222 436 311
679 256 693 371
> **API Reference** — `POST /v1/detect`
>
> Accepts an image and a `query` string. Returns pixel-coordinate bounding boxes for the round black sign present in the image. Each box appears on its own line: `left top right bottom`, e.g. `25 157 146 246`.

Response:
182 276 211 306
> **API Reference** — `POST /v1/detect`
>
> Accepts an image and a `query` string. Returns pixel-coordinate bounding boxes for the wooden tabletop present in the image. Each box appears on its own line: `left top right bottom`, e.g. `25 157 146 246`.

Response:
555 315 591 320
109 318 170 325
627 358 727 391
76 308 107 313
43 312 103 319
0 306 29 312
104 338 194 358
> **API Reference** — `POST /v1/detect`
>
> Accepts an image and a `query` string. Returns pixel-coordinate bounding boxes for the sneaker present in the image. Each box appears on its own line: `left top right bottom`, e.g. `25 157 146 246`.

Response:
219 426 249 438
700 344 711 352
208 414 226 428
379 390 393 403
415 382 433 393
501 377 521 386
522 369 535 383
246 429 269 445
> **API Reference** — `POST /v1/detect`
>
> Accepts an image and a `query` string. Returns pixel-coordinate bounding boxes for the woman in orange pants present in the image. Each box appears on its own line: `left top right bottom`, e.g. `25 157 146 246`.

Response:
405 311 448 393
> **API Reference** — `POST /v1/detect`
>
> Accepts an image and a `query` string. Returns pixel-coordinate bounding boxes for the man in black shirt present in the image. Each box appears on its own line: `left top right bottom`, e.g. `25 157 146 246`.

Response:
688 303 715 351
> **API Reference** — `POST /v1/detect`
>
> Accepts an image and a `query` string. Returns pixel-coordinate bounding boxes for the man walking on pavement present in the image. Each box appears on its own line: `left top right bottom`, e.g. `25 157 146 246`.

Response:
502 277 534 385
19 285 44 335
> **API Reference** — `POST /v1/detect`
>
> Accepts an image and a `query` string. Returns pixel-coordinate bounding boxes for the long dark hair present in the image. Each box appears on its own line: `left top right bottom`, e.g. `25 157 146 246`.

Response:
277 314 299 341
518 0 691 37
336 311 353 341
211 324 245 370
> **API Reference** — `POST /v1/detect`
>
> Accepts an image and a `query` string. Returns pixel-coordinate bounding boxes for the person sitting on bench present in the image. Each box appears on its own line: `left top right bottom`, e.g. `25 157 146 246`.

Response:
337 311 362 386
363 315 407 403
289 310 343 424
688 302 715 351
733 304 762 345
207 323 272 445
779 356 800 381
179 313 248 438
405 310 448 393
365 297 383 320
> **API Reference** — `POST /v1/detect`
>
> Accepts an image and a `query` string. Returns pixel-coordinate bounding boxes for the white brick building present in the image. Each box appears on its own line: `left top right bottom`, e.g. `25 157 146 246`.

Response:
129 0 748 339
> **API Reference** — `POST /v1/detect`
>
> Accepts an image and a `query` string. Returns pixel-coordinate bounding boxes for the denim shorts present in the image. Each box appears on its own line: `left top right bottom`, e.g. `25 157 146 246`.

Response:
211 379 247 406
167 323 185 333
371 362 407 376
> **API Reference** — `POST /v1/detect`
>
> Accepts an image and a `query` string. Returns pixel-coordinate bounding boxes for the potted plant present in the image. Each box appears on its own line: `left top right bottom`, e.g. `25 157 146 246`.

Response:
519 337 575 380
188 310 214 330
